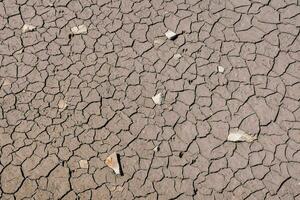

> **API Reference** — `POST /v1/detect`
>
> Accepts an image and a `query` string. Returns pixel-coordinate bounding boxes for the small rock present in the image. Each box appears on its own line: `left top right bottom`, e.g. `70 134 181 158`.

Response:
217 66 225 73
15 49 24 55
173 53 182 60
105 152 121 175
79 160 89 169
152 93 163 105
227 129 256 142
22 24 36 33
58 99 67 111
153 146 159 152
71 25 87 35
165 30 177 40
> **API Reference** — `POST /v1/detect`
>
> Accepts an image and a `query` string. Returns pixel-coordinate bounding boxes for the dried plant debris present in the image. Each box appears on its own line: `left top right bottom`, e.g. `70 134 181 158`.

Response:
152 93 163 105
79 160 89 169
218 66 225 73
165 30 177 40
105 152 121 175
22 24 36 33
58 99 67 111
227 129 257 142
71 25 87 35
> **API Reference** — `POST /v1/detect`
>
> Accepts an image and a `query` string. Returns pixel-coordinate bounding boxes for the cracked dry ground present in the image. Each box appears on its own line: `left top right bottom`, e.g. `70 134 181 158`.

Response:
0 0 300 199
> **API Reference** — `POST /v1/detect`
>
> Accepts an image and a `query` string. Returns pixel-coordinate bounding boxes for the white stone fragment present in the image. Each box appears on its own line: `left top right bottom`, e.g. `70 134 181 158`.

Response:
173 53 182 60
218 66 225 73
105 152 121 175
153 146 159 152
15 49 24 55
22 24 36 33
58 99 67 111
79 160 89 169
71 25 87 35
227 129 256 142
152 93 163 105
165 30 177 40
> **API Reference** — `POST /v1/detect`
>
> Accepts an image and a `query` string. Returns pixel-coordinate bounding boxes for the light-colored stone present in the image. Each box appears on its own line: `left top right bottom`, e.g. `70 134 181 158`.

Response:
22 24 36 33
152 93 163 105
218 66 225 73
173 53 182 60
79 160 89 169
153 146 159 152
165 30 177 40
15 49 24 55
105 152 121 175
58 99 67 111
71 25 87 35
227 128 256 142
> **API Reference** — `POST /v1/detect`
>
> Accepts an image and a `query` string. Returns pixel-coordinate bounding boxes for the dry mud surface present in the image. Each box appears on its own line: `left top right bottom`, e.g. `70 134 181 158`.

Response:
0 0 300 199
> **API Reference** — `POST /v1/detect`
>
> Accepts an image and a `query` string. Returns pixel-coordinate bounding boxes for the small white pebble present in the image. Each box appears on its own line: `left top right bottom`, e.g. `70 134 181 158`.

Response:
173 53 182 60
165 30 177 40
71 25 87 35
79 160 89 169
152 93 163 105
22 24 36 33
58 99 67 111
16 49 24 55
218 66 225 73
